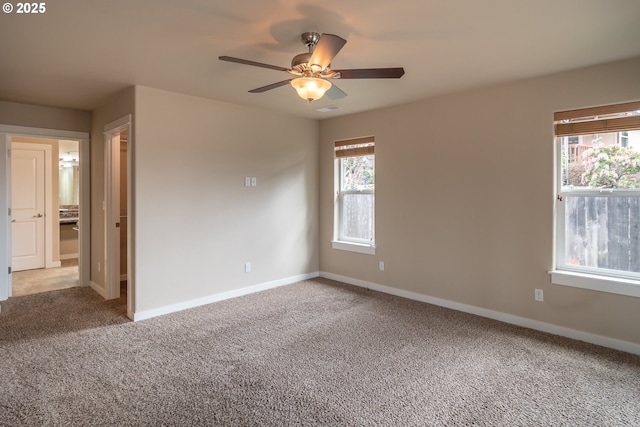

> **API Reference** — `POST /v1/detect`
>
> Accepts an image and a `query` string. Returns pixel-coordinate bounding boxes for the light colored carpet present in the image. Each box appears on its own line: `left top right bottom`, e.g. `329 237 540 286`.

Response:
0 278 639 426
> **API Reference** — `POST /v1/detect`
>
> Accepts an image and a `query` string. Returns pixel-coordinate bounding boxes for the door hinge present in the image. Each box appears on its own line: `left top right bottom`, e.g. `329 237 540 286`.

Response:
7 148 10 158
7 208 11 216
8 266 11 275
557 194 563 202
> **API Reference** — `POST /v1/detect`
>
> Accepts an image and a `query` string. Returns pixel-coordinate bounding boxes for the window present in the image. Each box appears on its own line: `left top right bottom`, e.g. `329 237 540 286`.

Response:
619 131 629 147
552 101 640 297
333 136 375 254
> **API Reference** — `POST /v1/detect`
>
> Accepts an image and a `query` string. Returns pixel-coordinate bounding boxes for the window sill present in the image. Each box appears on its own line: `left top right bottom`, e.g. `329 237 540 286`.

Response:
331 240 376 255
549 270 640 298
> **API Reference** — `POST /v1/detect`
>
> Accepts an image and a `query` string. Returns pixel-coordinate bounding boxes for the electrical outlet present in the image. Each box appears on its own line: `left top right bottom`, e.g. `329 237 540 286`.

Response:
245 262 251 273
534 288 544 302
251 177 257 187
245 177 251 187
379 261 385 271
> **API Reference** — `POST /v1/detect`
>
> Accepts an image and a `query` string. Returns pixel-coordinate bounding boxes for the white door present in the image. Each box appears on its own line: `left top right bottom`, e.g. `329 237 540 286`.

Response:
12 148 45 271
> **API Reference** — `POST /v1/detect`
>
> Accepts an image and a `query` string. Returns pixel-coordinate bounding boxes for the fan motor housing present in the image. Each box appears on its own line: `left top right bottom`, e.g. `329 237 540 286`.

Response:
291 52 311 72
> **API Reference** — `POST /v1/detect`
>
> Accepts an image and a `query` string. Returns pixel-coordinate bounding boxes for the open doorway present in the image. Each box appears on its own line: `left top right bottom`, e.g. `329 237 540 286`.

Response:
103 115 132 318
105 131 128 296
0 126 90 302
10 137 80 296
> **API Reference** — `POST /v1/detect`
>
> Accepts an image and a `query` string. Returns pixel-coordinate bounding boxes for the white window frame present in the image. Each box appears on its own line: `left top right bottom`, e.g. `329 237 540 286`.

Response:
332 137 376 255
619 131 629 147
551 102 640 298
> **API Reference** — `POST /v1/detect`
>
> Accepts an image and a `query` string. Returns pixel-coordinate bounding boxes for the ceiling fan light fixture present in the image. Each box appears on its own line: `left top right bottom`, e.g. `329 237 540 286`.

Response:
290 77 332 101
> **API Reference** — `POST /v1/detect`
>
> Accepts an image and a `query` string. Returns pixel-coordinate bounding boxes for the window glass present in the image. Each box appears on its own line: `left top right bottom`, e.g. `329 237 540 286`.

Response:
561 131 640 191
339 155 375 243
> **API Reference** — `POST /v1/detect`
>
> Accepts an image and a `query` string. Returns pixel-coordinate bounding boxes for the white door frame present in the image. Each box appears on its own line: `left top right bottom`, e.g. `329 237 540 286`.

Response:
104 115 133 318
0 125 90 301
11 142 53 271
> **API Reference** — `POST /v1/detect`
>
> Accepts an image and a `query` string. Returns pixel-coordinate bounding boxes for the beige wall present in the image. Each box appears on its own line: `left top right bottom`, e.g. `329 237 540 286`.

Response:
133 86 319 313
90 87 135 292
319 57 640 345
0 100 90 132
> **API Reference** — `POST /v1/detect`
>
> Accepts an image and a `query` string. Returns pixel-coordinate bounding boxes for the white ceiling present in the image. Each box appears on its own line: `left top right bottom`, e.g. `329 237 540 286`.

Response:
1 0 640 119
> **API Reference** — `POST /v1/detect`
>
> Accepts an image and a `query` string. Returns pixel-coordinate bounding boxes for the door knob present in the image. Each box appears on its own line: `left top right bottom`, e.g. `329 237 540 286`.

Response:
33 213 43 218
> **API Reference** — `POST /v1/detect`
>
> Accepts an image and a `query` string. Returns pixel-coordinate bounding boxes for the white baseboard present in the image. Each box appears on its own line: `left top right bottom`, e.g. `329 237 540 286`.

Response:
60 253 78 260
89 281 107 298
320 271 640 356
47 261 61 268
133 271 320 322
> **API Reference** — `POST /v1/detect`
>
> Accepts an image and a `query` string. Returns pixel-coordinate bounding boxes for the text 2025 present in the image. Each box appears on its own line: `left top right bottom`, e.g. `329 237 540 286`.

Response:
16 2 46 13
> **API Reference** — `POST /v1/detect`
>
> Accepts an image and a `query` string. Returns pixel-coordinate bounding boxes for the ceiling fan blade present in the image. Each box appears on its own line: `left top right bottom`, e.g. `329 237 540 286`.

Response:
326 83 347 100
309 34 347 71
248 80 293 93
334 68 405 79
219 56 290 72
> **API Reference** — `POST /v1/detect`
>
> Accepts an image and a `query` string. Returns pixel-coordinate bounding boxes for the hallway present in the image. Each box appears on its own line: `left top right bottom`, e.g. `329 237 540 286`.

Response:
12 258 79 296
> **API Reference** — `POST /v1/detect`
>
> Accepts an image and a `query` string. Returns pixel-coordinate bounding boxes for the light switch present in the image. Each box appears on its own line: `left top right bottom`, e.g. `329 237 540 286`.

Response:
245 177 251 187
251 177 257 187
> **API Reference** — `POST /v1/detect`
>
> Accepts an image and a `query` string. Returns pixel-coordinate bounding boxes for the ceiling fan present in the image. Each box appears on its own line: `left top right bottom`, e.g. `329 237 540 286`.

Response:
219 32 405 102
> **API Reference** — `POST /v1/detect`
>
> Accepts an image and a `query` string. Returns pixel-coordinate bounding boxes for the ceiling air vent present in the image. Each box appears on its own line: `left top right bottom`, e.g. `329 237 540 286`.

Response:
316 105 341 113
